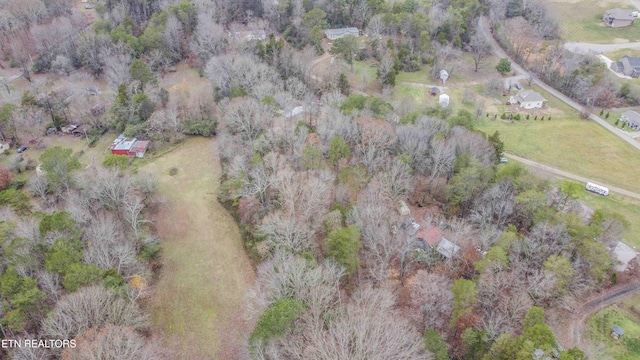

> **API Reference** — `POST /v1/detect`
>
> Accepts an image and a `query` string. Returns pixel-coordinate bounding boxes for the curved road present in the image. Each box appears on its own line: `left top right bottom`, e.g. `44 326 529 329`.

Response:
478 17 640 152
505 153 640 200
566 281 640 348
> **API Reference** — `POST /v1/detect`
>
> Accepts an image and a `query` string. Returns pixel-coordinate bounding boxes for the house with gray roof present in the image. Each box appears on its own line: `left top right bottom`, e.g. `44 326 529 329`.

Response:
620 110 640 130
436 238 460 259
509 89 546 109
324 27 359 40
603 8 637 27
611 55 640 77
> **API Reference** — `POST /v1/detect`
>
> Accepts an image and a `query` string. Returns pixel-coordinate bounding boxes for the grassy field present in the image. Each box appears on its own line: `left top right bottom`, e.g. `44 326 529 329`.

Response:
587 295 640 360
476 84 640 195
144 137 254 359
549 0 640 43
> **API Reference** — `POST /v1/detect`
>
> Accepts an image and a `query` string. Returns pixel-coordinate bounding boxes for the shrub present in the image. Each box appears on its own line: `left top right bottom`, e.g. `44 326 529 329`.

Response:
500 113 507 119
325 225 361 276
249 298 305 344
0 189 32 215
424 329 449 360
181 117 217 136
103 154 130 170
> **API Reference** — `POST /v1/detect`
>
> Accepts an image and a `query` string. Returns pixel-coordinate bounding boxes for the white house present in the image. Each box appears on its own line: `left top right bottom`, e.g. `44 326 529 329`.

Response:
324 27 360 40
509 90 546 109
439 94 450 107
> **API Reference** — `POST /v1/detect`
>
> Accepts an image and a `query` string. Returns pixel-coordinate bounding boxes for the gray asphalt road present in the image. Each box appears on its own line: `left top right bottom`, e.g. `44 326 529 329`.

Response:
564 41 640 55
478 17 640 152
504 153 640 200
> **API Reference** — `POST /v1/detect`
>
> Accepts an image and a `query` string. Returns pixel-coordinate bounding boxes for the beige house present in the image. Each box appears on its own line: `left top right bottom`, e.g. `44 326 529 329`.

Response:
509 90 546 109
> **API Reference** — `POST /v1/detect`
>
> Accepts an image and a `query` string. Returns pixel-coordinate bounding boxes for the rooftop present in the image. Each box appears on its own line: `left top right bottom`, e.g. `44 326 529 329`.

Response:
325 27 359 36
612 325 625 335
605 8 636 21
131 140 149 153
416 226 443 247
516 89 546 102
112 138 137 151
436 238 460 259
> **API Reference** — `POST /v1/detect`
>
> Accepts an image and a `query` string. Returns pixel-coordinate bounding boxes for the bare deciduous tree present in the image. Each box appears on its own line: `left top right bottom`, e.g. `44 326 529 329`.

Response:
44 285 148 340
223 97 273 142
63 324 160 360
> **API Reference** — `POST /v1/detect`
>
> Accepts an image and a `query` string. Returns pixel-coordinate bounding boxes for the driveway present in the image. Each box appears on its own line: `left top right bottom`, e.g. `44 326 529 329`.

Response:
504 153 640 201
478 17 640 152
564 41 640 55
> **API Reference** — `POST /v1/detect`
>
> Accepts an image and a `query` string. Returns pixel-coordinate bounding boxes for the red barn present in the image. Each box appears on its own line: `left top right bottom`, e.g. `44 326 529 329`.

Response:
110 134 149 158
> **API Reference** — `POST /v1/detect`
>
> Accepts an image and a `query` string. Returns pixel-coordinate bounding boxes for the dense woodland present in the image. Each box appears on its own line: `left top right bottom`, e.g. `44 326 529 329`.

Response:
0 0 632 359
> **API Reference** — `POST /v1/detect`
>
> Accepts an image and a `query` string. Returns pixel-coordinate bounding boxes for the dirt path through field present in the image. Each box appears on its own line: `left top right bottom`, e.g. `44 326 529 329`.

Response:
144 137 255 359
563 281 640 349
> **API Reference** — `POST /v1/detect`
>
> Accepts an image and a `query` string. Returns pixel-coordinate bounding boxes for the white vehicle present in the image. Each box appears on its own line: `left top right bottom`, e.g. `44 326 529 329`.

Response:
585 182 609 196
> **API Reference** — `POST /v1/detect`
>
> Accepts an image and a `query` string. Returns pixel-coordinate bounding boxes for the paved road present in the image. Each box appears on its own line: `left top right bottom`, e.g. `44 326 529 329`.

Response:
478 17 640 152
564 41 640 55
566 281 640 348
504 153 640 200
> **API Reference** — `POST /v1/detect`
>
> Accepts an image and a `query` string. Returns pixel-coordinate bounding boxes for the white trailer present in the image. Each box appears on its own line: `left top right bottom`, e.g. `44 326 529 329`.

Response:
586 182 609 196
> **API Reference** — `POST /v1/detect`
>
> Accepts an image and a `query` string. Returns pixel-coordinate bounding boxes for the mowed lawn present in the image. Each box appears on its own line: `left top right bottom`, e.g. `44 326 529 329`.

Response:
587 295 640 360
144 137 254 359
476 85 640 195
549 0 640 43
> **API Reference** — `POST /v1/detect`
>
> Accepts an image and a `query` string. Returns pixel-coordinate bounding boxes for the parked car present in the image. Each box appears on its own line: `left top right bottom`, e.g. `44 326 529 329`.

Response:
513 83 522 90
17 146 28 153
499 157 508 163
84 4 94 9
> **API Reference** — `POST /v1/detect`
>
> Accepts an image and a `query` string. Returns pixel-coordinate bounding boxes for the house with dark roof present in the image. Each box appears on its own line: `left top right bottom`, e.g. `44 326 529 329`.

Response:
611 55 640 77
509 90 546 109
620 110 640 130
324 27 359 40
603 9 637 27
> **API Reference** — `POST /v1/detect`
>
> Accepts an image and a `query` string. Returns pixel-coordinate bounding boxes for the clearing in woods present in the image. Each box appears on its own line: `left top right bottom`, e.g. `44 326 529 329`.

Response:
144 137 255 359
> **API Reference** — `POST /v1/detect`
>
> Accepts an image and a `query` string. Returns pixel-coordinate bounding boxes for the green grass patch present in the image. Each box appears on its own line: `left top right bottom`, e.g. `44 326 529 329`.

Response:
550 1 640 43
587 297 640 360
350 61 380 90
574 187 640 247
391 83 430 103
144 137 254 358
476 84 640 195
396 66 434 84
605 48 640 61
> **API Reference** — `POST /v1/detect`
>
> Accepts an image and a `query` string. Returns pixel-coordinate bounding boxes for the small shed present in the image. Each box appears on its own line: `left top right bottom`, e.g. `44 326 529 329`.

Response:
436 238 460 259
611 325 624 340
431 87 438 96
438 94 450 107
400 219 421 235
